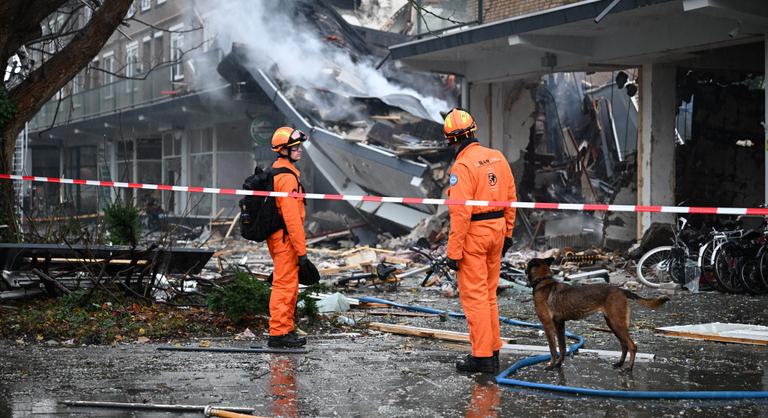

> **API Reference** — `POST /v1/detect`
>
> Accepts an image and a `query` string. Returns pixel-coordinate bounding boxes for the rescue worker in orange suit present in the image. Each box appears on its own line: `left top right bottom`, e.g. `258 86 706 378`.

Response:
443 108 517 373
267 126 309 349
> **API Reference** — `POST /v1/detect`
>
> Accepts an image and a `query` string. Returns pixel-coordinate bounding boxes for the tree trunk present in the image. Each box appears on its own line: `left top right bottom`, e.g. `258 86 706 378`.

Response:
0 0 134 242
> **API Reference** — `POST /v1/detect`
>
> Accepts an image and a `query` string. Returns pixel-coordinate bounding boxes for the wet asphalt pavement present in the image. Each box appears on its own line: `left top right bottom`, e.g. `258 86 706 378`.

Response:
1 280 767 417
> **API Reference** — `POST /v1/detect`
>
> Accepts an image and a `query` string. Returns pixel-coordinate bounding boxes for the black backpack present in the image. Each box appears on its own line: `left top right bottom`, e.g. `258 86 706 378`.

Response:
238 166 301 242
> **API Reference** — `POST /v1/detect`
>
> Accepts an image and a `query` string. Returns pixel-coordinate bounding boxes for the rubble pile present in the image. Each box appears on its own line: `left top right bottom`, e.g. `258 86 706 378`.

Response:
215 0 457 237
516 73 639 251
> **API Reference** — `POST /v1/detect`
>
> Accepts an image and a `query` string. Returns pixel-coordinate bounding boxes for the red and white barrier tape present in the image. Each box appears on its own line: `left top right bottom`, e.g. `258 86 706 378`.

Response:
2 173 767 215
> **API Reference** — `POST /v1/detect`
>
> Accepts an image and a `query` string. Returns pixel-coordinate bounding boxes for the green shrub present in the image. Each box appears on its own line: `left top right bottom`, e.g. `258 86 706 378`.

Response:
104 200 141 246
207 270 271 322
297 283 328 321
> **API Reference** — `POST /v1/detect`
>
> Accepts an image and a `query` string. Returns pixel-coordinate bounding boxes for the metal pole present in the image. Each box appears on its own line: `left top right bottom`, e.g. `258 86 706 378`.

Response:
594 0 623 24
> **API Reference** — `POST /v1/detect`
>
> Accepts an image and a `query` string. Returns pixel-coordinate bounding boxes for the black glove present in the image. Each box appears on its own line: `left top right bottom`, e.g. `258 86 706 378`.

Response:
445 258 460 272
502 237 514 256
298 255 309 268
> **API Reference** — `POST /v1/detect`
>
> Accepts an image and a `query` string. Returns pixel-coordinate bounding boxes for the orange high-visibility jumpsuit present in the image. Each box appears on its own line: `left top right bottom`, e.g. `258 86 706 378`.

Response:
267 158 306 337
447 141 516 358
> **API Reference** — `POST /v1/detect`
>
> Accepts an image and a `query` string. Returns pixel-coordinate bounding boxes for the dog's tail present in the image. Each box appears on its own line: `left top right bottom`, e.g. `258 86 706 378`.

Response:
621 289 670 309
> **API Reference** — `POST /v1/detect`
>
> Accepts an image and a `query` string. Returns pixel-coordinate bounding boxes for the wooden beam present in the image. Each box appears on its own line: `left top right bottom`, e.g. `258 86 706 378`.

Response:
369 322 655 361
366 310 439 318
368 322 516 344
659 330 768 346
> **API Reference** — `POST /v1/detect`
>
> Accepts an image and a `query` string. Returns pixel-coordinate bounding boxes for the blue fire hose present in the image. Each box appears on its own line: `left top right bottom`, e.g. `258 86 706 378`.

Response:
357 296 768 399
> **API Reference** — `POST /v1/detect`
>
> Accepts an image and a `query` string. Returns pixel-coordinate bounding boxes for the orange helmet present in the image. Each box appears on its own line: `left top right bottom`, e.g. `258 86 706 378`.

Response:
443 108 477 142
271 126 308 152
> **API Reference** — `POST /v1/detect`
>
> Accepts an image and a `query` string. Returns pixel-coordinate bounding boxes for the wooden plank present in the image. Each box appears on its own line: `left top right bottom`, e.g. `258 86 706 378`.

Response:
306 231 352 246
382 255 412 265
370 115 401 121
369 322 654 361
366 310 438 318
368 322 515 344
658 330 768 346
355 302 391 309
318 264 363 275
224 212 240 240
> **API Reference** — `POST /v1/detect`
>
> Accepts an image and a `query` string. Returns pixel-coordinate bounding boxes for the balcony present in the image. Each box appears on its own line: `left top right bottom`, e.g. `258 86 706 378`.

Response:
29 49 224 132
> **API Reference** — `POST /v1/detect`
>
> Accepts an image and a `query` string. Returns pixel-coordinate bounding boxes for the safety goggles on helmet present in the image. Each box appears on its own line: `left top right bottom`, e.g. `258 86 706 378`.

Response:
272 127 309 152
443 107 477 141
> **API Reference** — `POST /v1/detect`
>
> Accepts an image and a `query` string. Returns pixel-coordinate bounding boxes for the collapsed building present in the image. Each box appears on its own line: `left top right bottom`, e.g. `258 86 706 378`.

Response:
212 0 458 239
16 0 643 250
18 0 764 253
389 0 767 250
18 0 457 242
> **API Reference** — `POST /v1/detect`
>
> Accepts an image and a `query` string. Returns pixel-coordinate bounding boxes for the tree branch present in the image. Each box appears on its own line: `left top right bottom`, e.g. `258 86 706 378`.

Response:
407 0 471 27
86 39 206 81
127 16 204 35
6 0 134 137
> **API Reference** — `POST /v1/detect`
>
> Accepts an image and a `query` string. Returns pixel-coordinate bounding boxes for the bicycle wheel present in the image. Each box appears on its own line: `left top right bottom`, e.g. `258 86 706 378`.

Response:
713 243 746 293
636 246 676 288
758 248 768 291
698 240 717 269
739 260 767 295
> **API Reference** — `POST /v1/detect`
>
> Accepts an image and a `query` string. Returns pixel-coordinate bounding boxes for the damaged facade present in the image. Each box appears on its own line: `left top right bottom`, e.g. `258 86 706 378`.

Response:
390 0 768 248
17 0 768 252
20 0 460 240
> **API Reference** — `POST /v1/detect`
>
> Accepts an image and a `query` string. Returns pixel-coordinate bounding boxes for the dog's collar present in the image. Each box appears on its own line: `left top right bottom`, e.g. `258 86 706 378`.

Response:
531 278 556 293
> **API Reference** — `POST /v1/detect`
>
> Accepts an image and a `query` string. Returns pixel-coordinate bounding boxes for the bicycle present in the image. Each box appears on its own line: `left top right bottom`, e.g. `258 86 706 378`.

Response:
636 217 696 288
712 216 766 294
405 245 458 294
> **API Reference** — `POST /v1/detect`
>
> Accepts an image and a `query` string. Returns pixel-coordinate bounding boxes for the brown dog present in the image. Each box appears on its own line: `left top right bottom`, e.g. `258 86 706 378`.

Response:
526 257 669 370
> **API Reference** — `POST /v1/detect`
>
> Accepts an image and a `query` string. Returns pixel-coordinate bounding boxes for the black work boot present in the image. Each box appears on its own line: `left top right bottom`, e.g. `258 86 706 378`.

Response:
456 355 496 373
268 332 306 348
288 330 307 346
493 350 500 371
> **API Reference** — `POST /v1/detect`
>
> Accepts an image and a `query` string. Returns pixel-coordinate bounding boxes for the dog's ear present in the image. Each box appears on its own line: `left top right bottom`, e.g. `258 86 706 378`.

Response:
544 257 555 266
525 258 538 275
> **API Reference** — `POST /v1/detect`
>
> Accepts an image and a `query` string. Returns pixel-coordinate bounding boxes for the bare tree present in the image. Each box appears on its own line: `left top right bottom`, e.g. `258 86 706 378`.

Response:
0 0 134 240
1 1 203 241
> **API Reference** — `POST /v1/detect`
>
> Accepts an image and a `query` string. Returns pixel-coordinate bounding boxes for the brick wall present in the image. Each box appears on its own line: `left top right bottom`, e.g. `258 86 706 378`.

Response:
482 0 583 23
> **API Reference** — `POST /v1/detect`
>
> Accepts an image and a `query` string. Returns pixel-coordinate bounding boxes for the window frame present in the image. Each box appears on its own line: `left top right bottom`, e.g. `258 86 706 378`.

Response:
169 24 184 81
102 51 115 99
125 41 139 92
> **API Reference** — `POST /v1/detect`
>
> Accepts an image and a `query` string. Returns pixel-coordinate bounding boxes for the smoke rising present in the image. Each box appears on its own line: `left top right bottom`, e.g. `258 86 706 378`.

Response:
199 0 451 123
